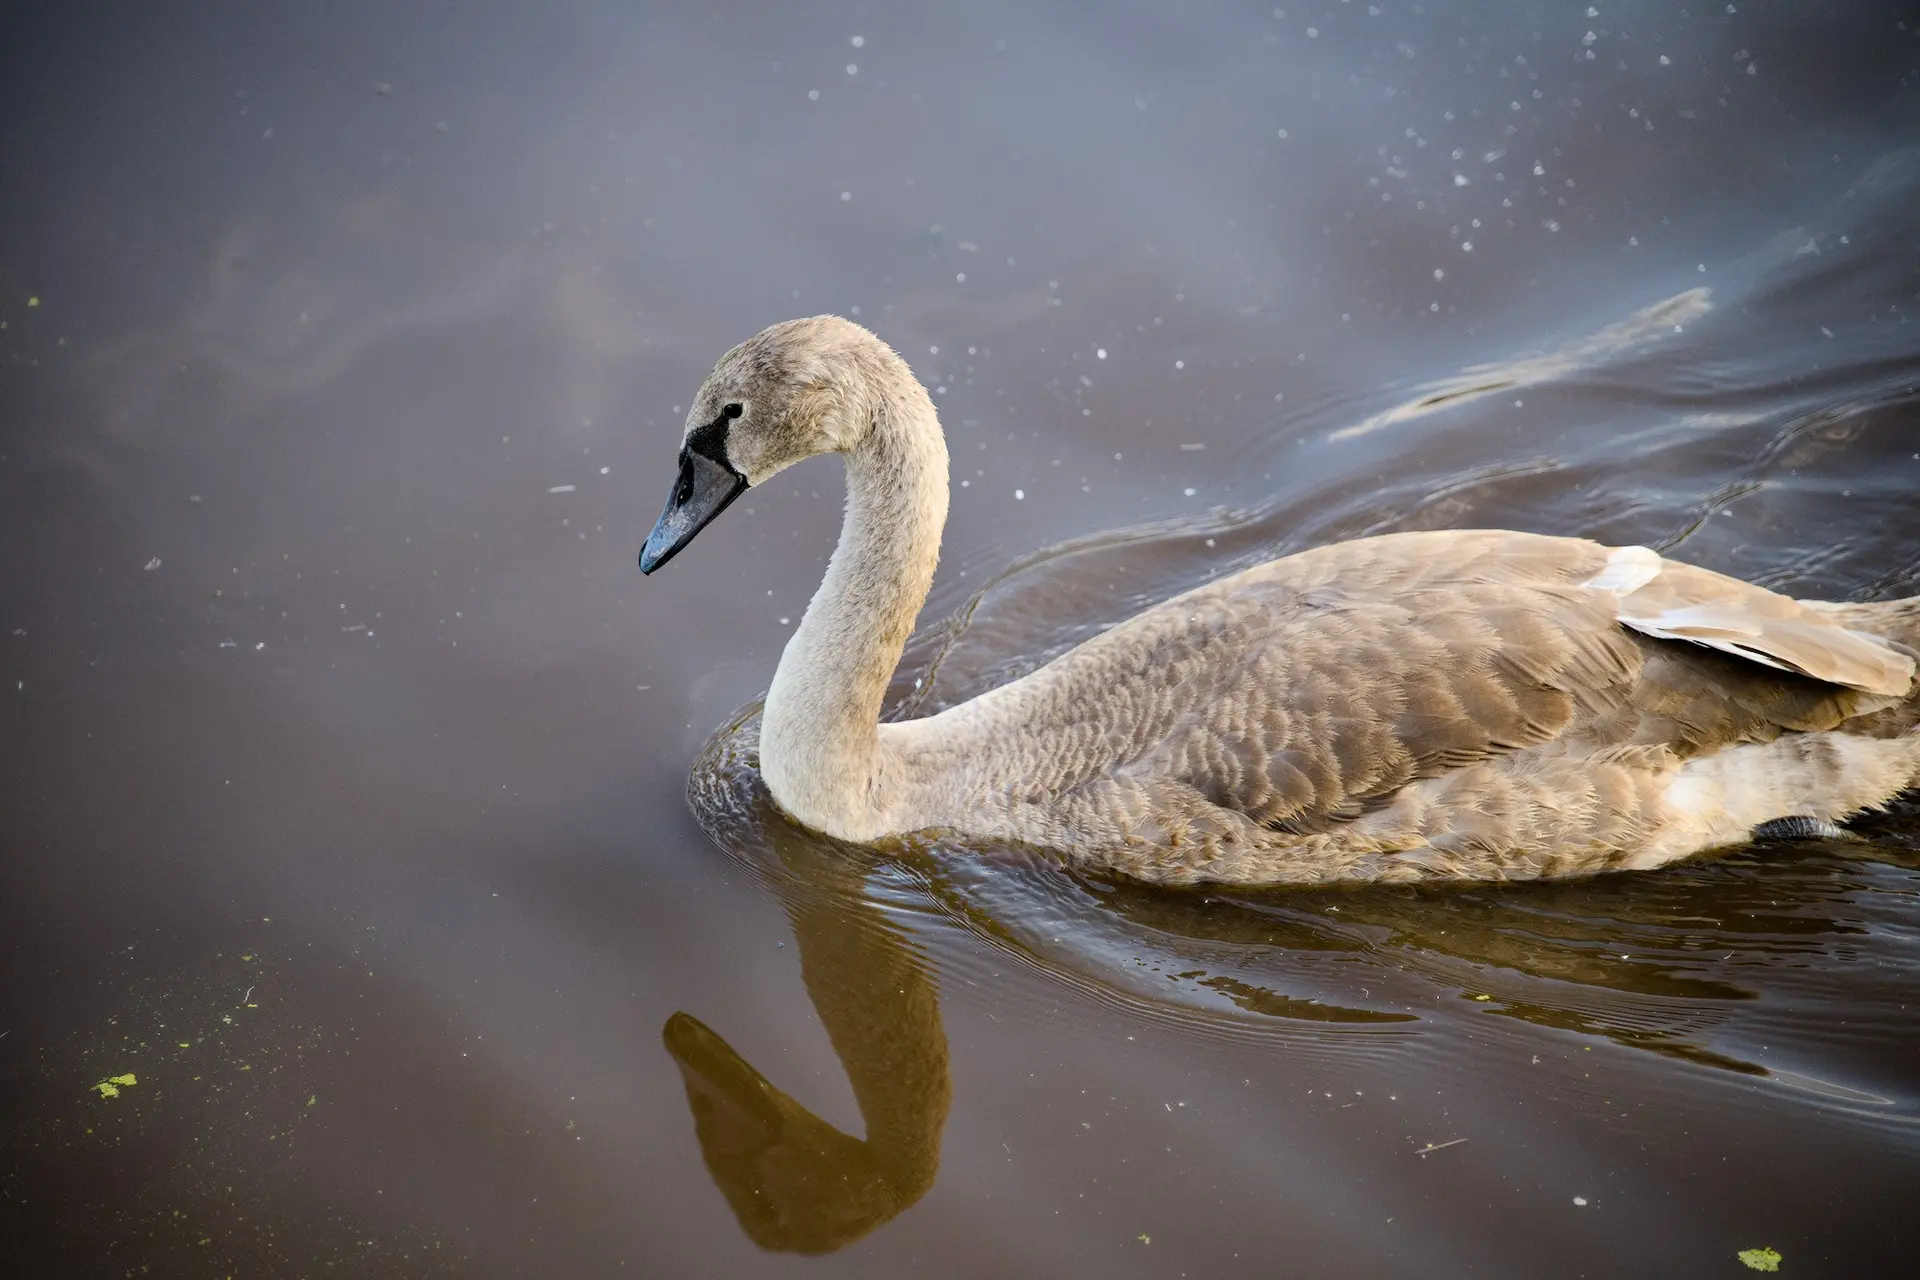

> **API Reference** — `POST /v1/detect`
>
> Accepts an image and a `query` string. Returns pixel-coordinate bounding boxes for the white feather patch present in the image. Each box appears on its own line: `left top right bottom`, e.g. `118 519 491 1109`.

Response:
1583 544 1662 596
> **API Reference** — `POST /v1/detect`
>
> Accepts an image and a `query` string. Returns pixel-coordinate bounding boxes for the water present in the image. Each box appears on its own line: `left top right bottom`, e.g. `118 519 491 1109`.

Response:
3 1 1919 1274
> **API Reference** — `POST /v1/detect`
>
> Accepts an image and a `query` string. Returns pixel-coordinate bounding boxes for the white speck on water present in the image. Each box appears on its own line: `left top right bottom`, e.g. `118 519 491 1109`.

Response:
1277 127 1289 138
1820 326 1834 337
1433 268 1445 280
1205 538 1216 547
599 465 610 475
808 89 819 100
779 617 790 625
1183 487 1197 496
956 272 966 282
1659 54 1671 65
840 190 852 201
547 484 576 494
1179 443 1205 451
846 63 858 75
1174 359 1185 369
143 557 162 571
1573 1197 1589 1207
1452 173 1469 186
1461 241 1474 252
1096 347 1107 359
255 642 265 650
1306 26 1319 37
850 34 864 47
1014 489 1025 500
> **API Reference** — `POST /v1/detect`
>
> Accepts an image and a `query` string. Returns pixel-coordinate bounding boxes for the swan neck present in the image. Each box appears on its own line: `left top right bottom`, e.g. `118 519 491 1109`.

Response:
760 363 947 836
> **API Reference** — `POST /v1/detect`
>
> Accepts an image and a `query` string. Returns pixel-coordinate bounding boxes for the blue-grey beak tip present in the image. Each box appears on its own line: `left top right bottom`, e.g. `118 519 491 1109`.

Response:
639 448 748 575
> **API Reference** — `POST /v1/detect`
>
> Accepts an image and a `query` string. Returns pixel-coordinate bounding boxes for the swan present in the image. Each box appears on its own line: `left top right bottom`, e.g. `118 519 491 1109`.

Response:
640 315 1920 885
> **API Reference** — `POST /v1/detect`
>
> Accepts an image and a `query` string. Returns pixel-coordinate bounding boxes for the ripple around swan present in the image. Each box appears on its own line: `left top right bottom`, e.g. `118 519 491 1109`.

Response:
690 708 1920 1122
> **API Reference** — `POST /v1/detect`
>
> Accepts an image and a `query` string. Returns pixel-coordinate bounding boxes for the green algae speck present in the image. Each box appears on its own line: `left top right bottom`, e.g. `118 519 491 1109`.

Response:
92 1073 138 1098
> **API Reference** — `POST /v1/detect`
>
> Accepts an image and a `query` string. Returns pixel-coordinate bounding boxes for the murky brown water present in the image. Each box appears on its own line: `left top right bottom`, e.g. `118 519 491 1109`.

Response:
5 2 1920 1275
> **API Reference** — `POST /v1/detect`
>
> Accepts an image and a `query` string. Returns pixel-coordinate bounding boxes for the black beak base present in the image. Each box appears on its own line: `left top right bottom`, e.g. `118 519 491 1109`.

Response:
639 447 748 574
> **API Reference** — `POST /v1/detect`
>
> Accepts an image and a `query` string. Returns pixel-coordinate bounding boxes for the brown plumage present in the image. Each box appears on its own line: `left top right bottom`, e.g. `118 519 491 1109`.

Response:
643 316 1920 885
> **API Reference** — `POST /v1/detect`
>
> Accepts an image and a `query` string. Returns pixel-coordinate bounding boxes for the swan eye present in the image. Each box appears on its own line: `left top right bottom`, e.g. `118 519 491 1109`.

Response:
722 402 743 420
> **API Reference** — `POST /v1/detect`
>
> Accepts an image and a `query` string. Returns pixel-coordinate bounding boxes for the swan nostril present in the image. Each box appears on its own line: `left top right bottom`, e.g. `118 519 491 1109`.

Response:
722 402 743 419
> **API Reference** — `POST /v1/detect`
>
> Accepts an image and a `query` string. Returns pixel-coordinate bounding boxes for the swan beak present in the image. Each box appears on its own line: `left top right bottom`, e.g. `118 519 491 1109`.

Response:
640 448 748 573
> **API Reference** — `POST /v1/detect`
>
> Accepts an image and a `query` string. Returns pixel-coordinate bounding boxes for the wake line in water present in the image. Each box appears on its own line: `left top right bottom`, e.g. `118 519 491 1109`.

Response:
1328 287 1715 442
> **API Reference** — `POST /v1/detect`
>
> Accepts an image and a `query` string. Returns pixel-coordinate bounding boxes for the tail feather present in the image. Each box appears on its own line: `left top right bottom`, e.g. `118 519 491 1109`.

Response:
1802 596 1920 736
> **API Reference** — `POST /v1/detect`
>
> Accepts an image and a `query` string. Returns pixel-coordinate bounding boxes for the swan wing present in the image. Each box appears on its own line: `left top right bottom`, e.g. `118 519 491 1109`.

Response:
976 531 1909 834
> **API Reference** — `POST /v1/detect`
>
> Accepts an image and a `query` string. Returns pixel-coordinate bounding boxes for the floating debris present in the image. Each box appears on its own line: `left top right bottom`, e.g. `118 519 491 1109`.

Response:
143 557 162 571
92 1073 137 1099
547 484 577 494
1738 1247 1782 1272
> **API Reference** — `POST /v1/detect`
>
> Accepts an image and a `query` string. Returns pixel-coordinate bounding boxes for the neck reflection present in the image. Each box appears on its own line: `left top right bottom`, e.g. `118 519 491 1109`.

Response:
663 837 950 1255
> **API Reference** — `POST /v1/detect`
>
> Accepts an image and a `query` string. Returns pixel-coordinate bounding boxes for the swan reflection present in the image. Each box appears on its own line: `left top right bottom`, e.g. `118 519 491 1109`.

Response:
665 726 1918 1254
663 797 949 1255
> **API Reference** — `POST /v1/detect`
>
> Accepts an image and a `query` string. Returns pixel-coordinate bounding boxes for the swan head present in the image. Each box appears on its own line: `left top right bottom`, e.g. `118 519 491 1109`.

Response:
640 315 894 573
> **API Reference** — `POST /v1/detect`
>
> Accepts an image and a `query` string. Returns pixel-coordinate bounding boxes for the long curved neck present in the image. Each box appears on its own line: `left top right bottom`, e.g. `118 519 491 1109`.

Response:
760 361 948 838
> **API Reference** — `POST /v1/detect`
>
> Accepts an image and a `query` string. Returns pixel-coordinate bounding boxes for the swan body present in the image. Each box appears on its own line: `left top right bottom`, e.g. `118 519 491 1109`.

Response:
641 316 1920 885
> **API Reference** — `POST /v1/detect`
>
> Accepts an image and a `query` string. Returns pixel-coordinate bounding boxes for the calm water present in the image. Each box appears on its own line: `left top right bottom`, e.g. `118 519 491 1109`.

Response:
4 2 1920 1275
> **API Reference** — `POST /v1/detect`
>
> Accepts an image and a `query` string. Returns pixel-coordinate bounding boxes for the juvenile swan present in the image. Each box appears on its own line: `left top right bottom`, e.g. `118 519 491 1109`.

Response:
640 316 1920 885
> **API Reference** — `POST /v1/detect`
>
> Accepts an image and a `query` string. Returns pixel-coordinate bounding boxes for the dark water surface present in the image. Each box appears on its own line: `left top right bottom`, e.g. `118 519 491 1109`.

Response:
5 2 1920 1275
